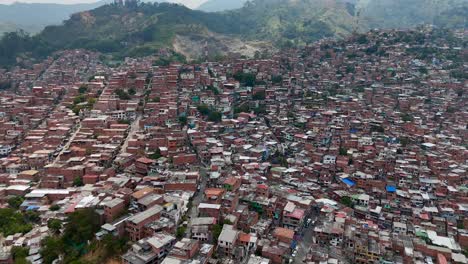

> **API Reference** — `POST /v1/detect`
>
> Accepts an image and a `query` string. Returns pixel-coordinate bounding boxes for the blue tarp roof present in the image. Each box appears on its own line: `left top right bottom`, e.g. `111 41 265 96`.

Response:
342 178 356 187
386 185 397 192
26 206 39 211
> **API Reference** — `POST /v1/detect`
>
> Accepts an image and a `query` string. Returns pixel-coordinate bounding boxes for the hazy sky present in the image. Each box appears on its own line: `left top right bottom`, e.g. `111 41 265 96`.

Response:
0 0 208 8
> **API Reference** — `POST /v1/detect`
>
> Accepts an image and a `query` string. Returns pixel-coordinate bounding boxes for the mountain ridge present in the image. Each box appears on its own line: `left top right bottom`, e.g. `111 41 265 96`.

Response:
0 1 110 33
0 0 466 68
197 0 247 12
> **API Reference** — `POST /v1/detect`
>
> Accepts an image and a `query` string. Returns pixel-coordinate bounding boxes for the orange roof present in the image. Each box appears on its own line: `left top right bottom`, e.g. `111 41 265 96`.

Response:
132 187 154 200
136 157 155 164
239 233 251 243
205 188 224 198
223 177 238 186
437 253 447 264
273 227 294 239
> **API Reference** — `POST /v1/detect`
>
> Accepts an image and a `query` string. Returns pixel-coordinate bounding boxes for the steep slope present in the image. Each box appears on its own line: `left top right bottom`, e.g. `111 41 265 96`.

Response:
232 0 358 45
197 0 248 12
434 4 468 29
358 0 468 29
38 3 238 57
4 0 465 68
36 0 356 55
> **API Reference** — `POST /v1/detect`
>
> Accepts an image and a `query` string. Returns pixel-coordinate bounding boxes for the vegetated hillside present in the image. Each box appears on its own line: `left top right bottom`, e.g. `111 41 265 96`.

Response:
38 2 238 57
0 1 109 34
358 0 468 29
0 0 465 68
230 0 358 46
197 0 248 12
434 4 468 29
39 0 356 49
0 0 356 67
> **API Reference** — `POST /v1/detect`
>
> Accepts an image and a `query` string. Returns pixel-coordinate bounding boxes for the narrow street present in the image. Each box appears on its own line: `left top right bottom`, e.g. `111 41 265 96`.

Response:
120 115 142 155
293 214 318 263
52 123 82 164
185 167 208 237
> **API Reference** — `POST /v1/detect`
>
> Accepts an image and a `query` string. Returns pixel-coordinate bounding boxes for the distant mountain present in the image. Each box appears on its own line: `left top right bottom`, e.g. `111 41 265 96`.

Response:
0 0 465 68
434 4 468 29
357 0 468 29
0 0 355 63
0 22 19 36
197 0 247 12
0 1 111 34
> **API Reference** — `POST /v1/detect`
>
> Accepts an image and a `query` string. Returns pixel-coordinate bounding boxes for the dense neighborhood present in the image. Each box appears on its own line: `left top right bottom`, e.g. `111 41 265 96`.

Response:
0 27 466 264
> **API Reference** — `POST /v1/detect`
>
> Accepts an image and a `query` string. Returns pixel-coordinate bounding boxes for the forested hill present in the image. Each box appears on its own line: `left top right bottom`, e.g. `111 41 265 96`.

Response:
359 0 468 30
0 0 466 68
0 0 356 67
197 0 247 12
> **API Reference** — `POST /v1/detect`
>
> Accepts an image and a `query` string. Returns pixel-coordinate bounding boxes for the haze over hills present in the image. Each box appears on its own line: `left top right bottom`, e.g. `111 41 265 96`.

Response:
0 0 466 68
358 0 468 30
0 1 109 33
0 0 357 66
197 0 247 12
0 0 175 35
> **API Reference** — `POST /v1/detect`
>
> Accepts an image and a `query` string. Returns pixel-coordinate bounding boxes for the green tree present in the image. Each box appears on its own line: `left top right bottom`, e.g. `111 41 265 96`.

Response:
24 211 41 223
8 196 24 209
40 236 63 264
339 147 348 156
115 89 130 100
100 234 128 259
47 219 62 234
401 113 414 122
49 204 60 211
63 209 100 246
87 98 97 106
197 104 210 116
252 91 266 100
346 65 355 74
73 95 86 105
176 226 186 239
340 196 353 208
117 119 131 125
233 71 256 87
212 224 223 243
78 85 88 94
11 246 29 264
271 75 283 84
178 116 188 126
207 85 219 95
149 148 161 160
73 177 83 187
208 111 222 122
234 104 250 114
0 208 33 236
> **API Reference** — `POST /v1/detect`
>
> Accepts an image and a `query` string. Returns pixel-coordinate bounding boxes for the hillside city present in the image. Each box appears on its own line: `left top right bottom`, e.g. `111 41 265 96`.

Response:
0 26 466 264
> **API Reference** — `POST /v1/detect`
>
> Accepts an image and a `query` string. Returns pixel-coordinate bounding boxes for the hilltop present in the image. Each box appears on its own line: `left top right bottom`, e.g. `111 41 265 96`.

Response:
0 0 357 66
358 0 468 29
197 0 247 12
0 0 466 68
0 1 108 34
